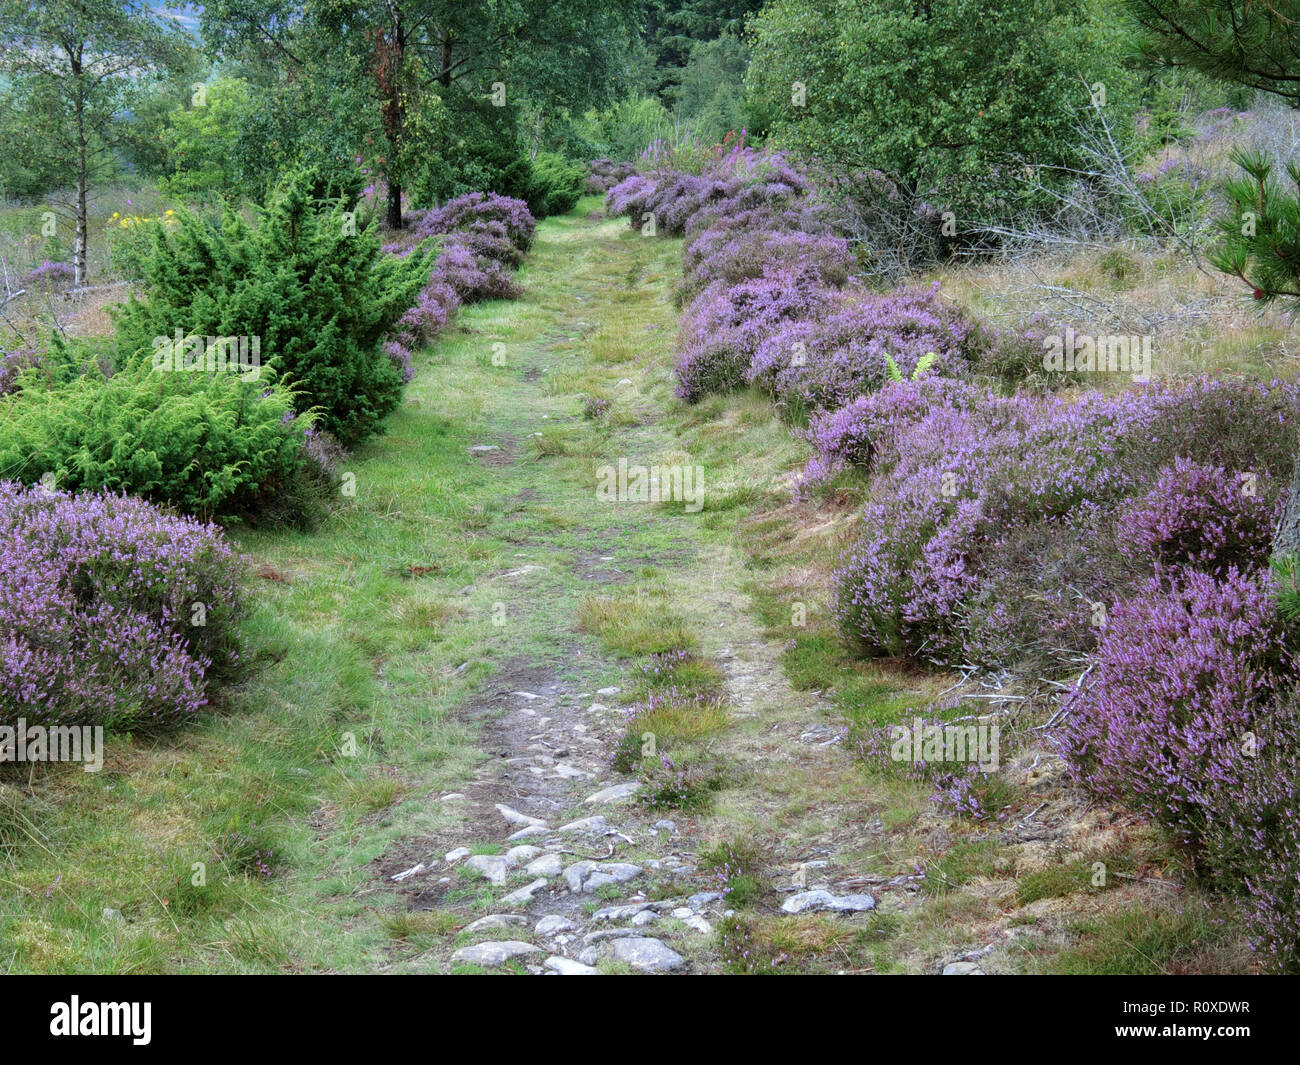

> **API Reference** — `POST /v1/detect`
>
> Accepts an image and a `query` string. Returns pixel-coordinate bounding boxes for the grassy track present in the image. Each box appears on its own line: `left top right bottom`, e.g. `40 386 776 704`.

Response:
0 198 1249 975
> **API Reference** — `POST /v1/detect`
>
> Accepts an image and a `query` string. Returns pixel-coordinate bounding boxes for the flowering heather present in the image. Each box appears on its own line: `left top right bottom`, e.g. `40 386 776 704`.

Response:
1058 568 1292 849
675 267 841 403
0 482 247 730
676 228 854 307
413 191 536 250
1204 693 1300 974
607 149 818 237
432 239 523 303
748 282 984 411
604 173 659 228
383 278 461 381
799 377 994 490
448 219 526 269
831 377 1300 669
24 260 75 287
1117 458 1280 578
585 158 636 196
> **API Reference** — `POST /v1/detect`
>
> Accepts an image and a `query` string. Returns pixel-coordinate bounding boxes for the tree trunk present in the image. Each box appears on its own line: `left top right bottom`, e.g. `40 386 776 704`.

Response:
1275 435 1300 558
386 181 403 230
72 52 88 286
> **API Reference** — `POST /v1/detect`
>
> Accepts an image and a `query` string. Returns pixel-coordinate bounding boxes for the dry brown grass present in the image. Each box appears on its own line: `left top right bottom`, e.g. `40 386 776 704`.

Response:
932 243 1300 382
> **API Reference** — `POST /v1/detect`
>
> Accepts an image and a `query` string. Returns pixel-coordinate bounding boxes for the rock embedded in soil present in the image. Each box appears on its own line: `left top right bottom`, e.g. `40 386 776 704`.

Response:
583 782 640 805
557 815 609 836
535 915 576 936
610 938 686 973
463 914 528 934
545 956 600 975
451 941 541 967
505 845 543 867
465 855 510 884
780 889 876 914
499 878 550 907
495 803 546 828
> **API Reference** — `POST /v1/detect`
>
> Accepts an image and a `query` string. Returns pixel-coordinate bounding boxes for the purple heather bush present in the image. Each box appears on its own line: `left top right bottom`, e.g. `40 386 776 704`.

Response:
585 158 636 196
798 377 995 490
604 173 659 229
383 278 461 381
449 219 526 269
24 260 75 287
607 148 819 238
676 228 854 307
748 282 986 412
380 194 534 379
432 238 523 303
675 266 842 402
1058 568 1292 849
1117 458 1280 578
1203 692 1300 974
0 482 247 730
831 378 1300 669
412 191 536 251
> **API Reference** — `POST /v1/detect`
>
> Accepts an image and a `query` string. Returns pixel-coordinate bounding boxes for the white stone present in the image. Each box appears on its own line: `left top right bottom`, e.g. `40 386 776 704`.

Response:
610 938 685 973
584 782 639 805
505 845 543 867
544 955 599 975
495 803 546 828
463 914 527 934
465 855 510 885
525 853 564 877
451 941 540 967
781 889 875 914
499 878 549 907
535 915 576 936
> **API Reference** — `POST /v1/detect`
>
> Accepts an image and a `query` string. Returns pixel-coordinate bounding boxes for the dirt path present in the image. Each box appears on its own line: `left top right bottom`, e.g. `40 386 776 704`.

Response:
368 210 893 974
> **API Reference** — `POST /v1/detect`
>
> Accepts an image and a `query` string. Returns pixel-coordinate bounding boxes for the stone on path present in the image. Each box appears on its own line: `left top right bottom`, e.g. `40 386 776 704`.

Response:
592 901 658 922
496 803 546 828
545 956 600 975
525 853 564 877
505 845 543 867
451 941 541 967
781 889 875 915
565 860 642 893
557 815 609 836
610 938 685 973
535 915 575 936
942 962 984 975
499 878 549 907
583 782 639 805
465 855 510 885
445 847 470 864
463 914 527 934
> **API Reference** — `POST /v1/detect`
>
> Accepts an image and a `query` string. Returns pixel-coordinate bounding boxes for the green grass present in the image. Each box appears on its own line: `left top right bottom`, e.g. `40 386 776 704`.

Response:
0 200 694 974
577 591 698 657
1040 903 1243 975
